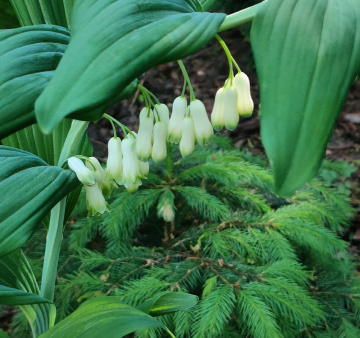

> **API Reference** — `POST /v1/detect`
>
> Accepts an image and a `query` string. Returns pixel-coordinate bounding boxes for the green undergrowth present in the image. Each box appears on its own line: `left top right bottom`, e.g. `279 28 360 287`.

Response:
12 136 360 337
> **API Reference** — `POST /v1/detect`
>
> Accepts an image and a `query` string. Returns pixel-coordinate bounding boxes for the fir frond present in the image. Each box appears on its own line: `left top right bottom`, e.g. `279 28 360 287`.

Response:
193 286 236 338
177 163 238 187
237 289 283 338
175 186 230 221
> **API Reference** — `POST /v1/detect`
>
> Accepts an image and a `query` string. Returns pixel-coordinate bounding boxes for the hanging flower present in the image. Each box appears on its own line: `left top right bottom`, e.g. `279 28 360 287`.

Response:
211 88 225 131
154 103 170 132
234 72 254 117
138 160 149 177
190 99 213 145
106 137 123 185
152 120 167 162
136 107 154 161
122 136 140 188
84 183 110 217
86 156 115 199
223 85 239 131
179 115 196 157
68 157 95 186
168 96 187 144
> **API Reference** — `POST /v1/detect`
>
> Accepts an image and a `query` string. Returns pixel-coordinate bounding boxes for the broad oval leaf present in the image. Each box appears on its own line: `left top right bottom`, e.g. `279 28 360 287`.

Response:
35 0 225 132
0 285 52 306
39 297 170 338
251 0 360 195
0 25 69 139
0 146 78 257
137 292 198 317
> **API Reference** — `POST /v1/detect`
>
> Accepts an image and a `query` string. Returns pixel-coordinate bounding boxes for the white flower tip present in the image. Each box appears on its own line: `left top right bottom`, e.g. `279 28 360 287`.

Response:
68 157 96 186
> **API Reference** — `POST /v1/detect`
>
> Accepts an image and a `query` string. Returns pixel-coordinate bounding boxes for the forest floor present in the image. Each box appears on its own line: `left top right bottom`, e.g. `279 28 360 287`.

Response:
88 29 360 260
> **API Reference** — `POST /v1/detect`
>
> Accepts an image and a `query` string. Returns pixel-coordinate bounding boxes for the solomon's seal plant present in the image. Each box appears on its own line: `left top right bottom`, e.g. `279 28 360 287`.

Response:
1 0 360 337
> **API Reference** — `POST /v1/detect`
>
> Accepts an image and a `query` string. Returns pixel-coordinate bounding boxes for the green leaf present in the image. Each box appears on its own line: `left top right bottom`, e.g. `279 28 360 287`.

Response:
0 25 69 139
0 146 78 257
0 249 55 336
35 0 225 132
251 0 360 195
0 329 10 338
0 285 52 306
2 120 93 226
39 297 171 338
137 292 198 316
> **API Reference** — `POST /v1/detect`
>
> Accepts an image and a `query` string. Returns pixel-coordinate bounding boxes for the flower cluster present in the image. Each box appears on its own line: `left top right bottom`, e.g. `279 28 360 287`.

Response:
68 44 253 217
211 72 254 131
168 97 213 157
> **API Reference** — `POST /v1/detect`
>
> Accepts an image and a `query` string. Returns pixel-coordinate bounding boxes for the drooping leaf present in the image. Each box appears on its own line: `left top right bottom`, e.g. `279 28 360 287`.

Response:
137 292 198 316
35 0 225 132
2 120 93 226
0 25 69 139
0 285 52 306
39 297 171 338
251 0 360 195
0 249 55 336
0 146 78 257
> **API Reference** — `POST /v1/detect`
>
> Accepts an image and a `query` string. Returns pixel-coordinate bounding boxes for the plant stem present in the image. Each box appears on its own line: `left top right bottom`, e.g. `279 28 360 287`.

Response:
40 197 66 302
177 60 195 101
58 120 90 165
166 142 173 179
40 120 90 331
217 1 266 32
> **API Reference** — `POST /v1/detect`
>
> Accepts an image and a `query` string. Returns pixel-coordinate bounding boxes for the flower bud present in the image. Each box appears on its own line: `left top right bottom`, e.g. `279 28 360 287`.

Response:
154 104 170 131
122 137 140 188
86 156 115 198
68 157 95 186
180 116 196 157
138 160 149 177
85 157 103 185
234 72 254 117
125 177 142 193
211 88 225 131
85 183 110 217
190 99 213 145
136 108 154 161
106 137 123 185
223 85 239 131
152 120 167 162
168 96 187 143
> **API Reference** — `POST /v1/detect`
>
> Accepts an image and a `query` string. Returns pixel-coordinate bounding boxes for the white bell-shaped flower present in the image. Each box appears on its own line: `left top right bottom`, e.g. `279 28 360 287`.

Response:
86 156 114 199
85 183 110 217
179 115 196 157
234 72 254 117
190 99 213 145
168 96 187 144
152 120 167 162
223 85 239 131
106 137 123 185
211 88 225 131
122 137 140 188
154 104 169 131
136 108 154 161
68 157 95 186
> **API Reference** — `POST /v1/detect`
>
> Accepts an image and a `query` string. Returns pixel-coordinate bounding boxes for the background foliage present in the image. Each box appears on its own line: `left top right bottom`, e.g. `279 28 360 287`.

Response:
5 136 359 338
